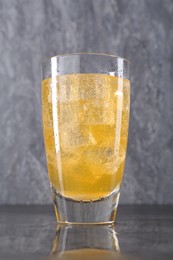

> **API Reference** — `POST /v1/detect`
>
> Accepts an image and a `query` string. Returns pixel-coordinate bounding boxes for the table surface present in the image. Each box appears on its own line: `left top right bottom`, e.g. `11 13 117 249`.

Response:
0 205 173 260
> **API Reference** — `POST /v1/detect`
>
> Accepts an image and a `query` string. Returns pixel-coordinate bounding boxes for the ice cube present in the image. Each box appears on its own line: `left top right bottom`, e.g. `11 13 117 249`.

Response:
82 99 117 125
57 74 80 102
79 75 105 100
59 124 96 149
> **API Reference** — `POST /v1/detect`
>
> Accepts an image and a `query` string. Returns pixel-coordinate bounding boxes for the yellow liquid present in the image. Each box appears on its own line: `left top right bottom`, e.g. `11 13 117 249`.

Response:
42 74 130 201
56 248 118 260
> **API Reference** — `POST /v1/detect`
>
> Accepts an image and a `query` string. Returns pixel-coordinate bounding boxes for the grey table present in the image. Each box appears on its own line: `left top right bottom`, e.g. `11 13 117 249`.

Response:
0 205 173 259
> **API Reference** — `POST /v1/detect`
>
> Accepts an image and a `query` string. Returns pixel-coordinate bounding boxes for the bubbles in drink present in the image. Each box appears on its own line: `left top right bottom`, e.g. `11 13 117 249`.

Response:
42 74 130 201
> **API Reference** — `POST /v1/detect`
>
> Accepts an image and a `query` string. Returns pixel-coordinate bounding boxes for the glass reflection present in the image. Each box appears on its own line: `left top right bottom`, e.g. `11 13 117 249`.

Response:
51 224 120 259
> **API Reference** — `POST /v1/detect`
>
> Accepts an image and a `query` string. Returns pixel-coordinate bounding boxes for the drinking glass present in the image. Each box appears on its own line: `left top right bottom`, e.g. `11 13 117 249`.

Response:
41 53 130 224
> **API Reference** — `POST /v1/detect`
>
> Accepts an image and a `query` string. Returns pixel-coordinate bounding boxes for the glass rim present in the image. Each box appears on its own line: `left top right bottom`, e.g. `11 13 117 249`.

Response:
41 52 130 65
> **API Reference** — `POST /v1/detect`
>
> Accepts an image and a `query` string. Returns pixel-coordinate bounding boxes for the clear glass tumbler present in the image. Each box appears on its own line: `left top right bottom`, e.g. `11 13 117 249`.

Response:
41 53 130 224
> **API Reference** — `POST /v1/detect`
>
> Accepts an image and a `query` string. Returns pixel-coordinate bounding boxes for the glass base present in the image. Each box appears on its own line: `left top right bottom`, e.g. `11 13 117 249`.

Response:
51 187 120 225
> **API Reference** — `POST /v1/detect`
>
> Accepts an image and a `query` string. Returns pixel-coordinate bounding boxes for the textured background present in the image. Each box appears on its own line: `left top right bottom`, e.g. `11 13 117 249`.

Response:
0 0 173 204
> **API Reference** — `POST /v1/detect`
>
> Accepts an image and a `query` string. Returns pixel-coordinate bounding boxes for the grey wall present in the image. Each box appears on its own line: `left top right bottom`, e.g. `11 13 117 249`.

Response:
0 0 173 204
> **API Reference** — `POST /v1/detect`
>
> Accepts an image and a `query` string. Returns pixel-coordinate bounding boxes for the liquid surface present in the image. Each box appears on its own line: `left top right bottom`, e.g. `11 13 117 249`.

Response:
42 74 130 201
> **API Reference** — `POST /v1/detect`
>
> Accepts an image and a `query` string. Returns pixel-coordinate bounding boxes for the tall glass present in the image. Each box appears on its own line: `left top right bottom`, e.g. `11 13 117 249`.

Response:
41 53 130 224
